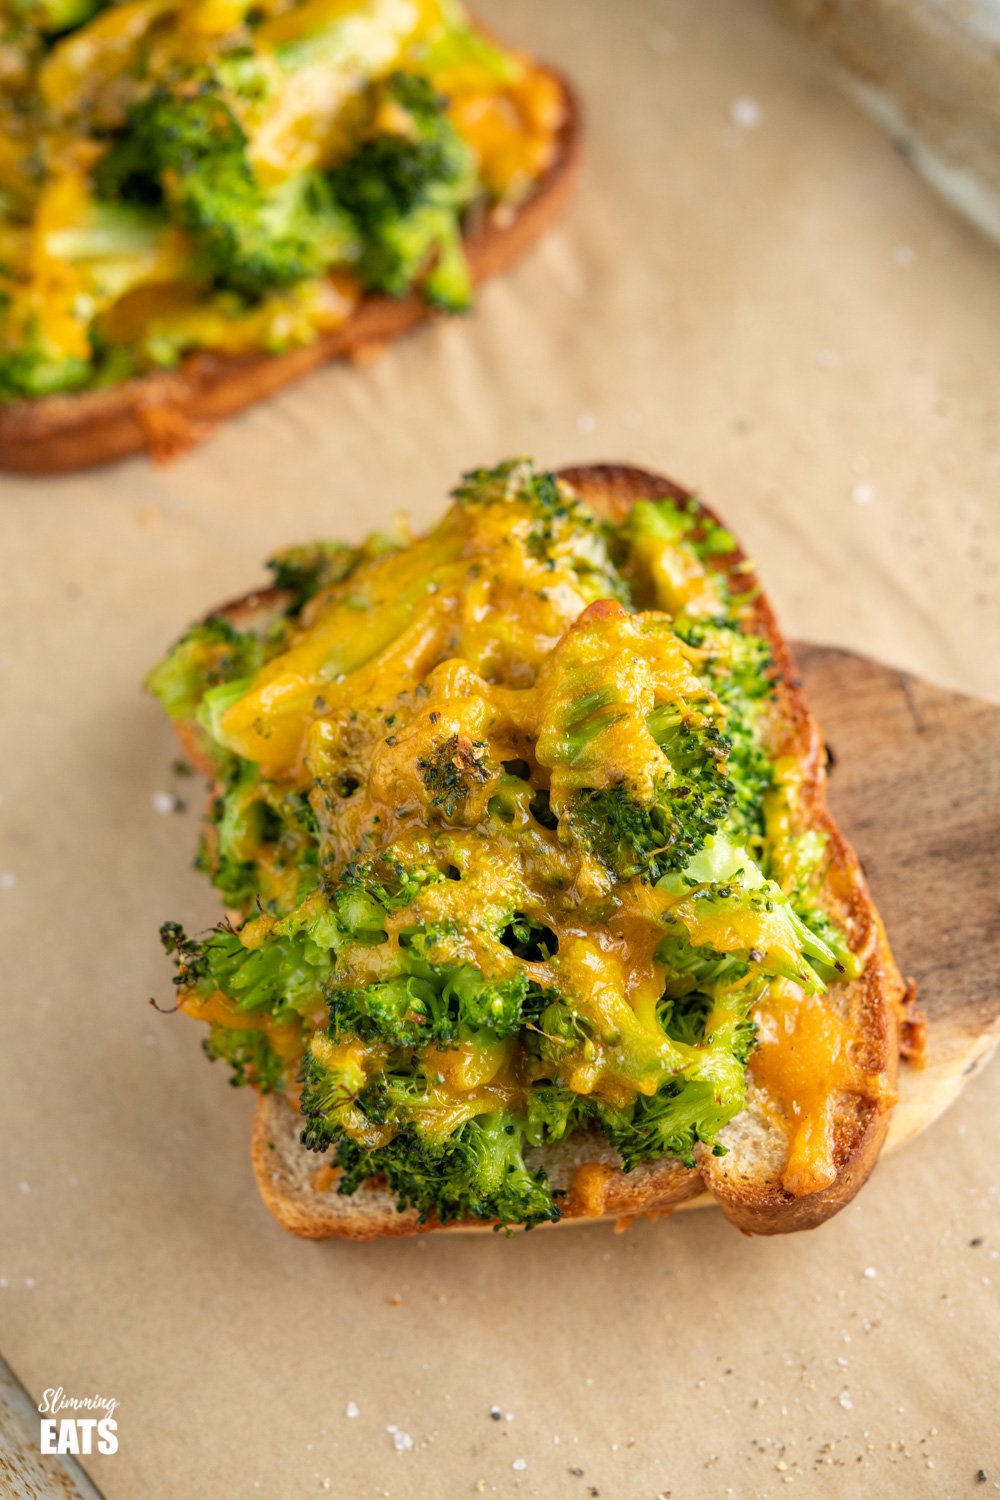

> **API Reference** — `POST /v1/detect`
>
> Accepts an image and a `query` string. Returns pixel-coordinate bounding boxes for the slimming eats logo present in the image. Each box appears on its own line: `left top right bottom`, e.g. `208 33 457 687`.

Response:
38 1388 119 1456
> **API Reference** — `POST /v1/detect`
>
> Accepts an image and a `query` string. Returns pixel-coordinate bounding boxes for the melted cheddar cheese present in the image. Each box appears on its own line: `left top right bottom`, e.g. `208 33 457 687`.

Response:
751 981 895 1197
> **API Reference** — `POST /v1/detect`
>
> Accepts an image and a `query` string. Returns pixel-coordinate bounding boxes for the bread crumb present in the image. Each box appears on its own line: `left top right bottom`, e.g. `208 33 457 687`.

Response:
386 1425 413 1453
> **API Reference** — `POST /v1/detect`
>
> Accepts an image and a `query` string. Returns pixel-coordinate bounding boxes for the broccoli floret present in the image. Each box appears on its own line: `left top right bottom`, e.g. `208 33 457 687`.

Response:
338 853 445 915
266 539 379 612
328 1112 560 1229
0 338 92 401
146 617 265 721
677 621 774 843
452 458 632 605
588 990 756 1170
534 604 739 883
202 1024 284 1092
1 198 185 399
771 829 863 983
657 839 847 994
160 911 338 1018
327 72 477 310
595 1077 742 1172
524 1084 587 1146
97 86 358 297
561 698 734 884
452 456 570 514
329 966 531 1049
201 761 319 915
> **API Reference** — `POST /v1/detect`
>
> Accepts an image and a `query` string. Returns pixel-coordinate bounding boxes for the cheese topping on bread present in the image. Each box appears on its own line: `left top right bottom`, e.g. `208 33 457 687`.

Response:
150 460 894 1230
0 0 563 401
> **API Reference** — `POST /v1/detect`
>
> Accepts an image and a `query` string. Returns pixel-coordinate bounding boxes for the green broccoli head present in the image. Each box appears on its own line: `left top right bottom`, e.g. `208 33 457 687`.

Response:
146 616 265 722
202 1024 284 1092
570 699 736 883
535 605 736 881
328 966 534 1050
327 71 477 309
160 906 338 1020
200 761 320 916
595 1078 739 1172
0 337 92 401
324 1112 560 1230
97 86 358 298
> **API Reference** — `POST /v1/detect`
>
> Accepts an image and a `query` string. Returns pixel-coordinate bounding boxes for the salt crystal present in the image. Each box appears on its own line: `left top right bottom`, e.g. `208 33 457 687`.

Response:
152 790 179 815
851 483 876 506
730 97 762 130
345 1402 359 1419
386 1426 413 1453
839 1390 854 1411
863 1267 877 1279
512 1458 527 1472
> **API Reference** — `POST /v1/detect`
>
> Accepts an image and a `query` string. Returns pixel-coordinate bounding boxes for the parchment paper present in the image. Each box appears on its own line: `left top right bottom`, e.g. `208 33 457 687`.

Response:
2 2 998 1496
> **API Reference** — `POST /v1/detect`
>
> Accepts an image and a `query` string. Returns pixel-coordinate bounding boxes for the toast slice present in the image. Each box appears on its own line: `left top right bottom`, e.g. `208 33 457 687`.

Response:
171 463 926 1239
0 71 579 476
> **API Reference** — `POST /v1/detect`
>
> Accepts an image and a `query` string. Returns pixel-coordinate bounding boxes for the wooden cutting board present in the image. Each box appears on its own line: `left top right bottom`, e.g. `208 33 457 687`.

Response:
794 643 1000 1148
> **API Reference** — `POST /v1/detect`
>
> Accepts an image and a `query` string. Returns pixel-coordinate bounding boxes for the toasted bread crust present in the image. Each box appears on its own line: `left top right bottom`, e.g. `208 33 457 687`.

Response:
0 69 580 475
176 464 908 1238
